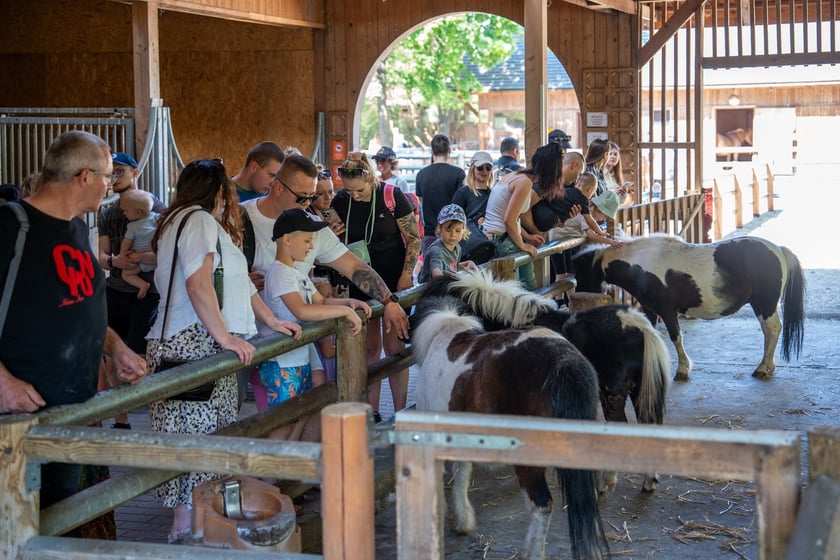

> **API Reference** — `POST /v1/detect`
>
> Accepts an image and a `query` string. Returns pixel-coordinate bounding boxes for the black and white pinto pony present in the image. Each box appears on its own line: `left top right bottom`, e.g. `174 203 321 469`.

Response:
572 234 805 381
423 269 671 492
411 296 609 560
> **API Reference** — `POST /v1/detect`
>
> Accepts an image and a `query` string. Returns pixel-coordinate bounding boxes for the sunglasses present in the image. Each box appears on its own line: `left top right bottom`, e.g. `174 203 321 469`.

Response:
317 169 332 180
475 164 493 172
277 179 319 204
338 167 368 179
195 157 224 168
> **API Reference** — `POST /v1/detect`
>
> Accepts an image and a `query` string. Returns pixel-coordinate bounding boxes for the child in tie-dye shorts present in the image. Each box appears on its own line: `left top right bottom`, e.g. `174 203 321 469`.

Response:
254 209 371 440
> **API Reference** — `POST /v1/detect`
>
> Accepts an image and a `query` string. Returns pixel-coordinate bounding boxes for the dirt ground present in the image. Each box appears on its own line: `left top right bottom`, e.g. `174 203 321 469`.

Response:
370 163 840 559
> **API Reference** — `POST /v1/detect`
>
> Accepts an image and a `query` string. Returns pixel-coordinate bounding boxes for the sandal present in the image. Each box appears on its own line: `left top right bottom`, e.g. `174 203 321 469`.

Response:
167 527 192 545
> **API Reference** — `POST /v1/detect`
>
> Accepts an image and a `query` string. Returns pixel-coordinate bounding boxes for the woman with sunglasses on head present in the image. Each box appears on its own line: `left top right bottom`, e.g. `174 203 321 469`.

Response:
146 159 302 544
331 152 421 421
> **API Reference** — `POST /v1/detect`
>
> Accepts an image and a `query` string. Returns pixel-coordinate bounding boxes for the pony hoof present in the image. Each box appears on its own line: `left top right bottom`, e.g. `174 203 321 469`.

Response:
752 368 774 380
641 474 660 493
673 371 690 382
598 471 617 494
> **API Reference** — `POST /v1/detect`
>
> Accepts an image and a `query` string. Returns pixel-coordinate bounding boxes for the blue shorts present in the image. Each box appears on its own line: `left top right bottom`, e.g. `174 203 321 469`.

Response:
256 361 312 407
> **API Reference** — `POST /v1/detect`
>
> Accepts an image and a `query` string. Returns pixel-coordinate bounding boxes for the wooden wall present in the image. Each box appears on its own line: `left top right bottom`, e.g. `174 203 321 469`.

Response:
0 0 316 173
0 0 635 173
321 0 637 155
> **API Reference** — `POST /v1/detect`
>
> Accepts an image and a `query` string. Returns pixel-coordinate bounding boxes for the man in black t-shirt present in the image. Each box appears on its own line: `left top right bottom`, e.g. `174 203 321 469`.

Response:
414 134 466 254
0 131 146 506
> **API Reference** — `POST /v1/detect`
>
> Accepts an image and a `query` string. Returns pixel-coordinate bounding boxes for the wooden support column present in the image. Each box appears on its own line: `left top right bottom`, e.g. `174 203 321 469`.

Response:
0 414 39 558
335 314 368 403
755 441 801 560
132 0 161 155
321 402 375 560
490 255 517 282
783 426 840 559
395 418 444 559
523 0 547 160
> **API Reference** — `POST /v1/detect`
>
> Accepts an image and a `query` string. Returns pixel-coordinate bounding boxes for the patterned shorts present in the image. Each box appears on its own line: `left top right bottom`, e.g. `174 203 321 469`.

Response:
256 361 312 407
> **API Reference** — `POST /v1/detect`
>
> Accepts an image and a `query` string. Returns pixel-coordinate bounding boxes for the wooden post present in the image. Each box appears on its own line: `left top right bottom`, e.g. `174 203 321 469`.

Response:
713 179 723 240
785 427 840 559
321 402 375 560
752 167 761 216
335 314 368 403
733 174 744 229
395 420 445 559
490 255 517 282
808 426 840 481
766 163 775 211
1 414 39 558
755 442 801 560
523 0 547 161
132 0 161 155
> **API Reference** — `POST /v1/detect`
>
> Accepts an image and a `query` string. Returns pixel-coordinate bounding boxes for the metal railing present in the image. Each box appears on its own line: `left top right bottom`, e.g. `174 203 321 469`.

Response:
0 107 135 186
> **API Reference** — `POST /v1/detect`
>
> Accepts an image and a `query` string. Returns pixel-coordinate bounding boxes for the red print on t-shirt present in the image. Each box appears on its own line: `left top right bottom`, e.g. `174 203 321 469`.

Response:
53 245 94 306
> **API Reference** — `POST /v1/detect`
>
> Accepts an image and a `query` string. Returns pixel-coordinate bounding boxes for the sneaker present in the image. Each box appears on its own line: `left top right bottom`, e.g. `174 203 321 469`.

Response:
110 422 132 430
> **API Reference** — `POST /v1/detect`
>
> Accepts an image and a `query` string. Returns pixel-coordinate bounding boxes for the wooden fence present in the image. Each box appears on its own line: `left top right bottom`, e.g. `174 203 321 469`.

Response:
3 230 838 560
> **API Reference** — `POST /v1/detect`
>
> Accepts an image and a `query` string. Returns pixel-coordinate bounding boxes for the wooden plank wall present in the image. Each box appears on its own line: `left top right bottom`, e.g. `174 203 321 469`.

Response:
322 0 636 157
0 0 317 173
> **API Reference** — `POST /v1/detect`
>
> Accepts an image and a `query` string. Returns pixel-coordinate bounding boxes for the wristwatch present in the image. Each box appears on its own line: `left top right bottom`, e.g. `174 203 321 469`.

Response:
386 293 400 305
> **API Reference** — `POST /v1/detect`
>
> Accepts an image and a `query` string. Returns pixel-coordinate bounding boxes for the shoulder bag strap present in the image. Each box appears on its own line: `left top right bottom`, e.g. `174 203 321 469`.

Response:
0 202 29 339
382 182 396 215
239 204 255 270
159 208 203 339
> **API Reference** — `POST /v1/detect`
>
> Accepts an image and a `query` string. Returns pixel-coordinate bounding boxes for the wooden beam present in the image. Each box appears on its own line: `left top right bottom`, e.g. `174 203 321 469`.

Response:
524 0 548 160
24 425 321 481
702 51 840 68
154 0 326 29
639 0 707 67
23 536 318 559
132 0 160 156
572 0 637 15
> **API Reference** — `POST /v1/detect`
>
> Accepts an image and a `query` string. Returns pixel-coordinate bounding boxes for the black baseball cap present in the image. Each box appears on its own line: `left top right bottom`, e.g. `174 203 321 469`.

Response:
272 208 329 240
373 146 397 160
548 129 573 150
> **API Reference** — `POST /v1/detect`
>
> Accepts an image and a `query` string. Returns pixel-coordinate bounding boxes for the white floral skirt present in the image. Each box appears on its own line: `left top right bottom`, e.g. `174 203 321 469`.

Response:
147 323 238 508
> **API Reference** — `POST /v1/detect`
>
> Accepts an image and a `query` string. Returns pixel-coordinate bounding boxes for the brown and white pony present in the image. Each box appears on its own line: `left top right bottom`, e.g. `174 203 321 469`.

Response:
573 234 805 381
423 269 671 492
411 297 608 560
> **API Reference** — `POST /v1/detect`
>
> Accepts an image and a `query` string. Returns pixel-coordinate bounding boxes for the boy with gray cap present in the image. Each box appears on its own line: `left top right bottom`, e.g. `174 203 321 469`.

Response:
418 204 477 283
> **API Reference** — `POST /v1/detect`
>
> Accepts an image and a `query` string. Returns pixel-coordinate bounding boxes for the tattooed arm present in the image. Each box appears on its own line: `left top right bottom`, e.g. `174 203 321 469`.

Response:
326 252 410 339
395 214 421 290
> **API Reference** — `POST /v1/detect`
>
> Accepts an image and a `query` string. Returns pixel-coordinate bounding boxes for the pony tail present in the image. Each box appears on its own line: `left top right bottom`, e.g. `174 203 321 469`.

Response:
617 308 670 424
781 246 805 361
546 352 608 559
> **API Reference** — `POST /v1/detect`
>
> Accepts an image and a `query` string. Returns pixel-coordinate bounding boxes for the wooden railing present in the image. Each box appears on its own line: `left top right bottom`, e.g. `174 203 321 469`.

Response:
712 163 776 240
5 235 837 560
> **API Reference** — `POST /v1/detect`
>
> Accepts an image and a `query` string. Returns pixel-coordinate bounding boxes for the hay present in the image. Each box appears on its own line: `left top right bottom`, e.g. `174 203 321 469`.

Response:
665 514 754 555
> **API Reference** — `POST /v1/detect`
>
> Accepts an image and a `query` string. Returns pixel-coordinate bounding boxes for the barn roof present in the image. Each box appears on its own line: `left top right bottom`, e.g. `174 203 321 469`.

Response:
468 34 573 92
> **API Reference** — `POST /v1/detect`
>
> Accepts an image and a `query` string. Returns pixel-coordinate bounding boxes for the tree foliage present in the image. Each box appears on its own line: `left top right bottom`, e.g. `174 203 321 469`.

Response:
363 14 521 147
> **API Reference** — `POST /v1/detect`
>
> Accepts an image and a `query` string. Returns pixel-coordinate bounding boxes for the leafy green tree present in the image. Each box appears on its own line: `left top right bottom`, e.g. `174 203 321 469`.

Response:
365 14 520 148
